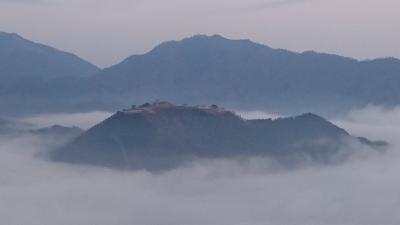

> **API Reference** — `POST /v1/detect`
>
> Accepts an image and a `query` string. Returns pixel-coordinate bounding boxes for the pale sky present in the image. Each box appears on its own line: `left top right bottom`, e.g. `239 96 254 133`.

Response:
0 0 399 67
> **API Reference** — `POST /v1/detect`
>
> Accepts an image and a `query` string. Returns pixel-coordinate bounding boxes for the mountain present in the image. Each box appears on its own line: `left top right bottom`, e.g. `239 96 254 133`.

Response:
0 116 82 147
3 33 400 116
0 32 99 79
28 125 84 148
51 101 385 171
30 125 83 139
89 35 400 116
0 32 100 115
0 116 82 138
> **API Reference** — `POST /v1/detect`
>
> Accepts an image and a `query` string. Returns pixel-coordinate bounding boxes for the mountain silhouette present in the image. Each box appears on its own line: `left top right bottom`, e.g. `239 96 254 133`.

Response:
0 31 100 115
0 32 99 79
52 102 386 171
2 33 400 116
90 35 400 115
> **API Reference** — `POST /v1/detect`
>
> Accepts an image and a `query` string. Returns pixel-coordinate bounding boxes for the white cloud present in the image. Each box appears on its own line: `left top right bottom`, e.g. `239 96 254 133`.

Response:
237 110 282 120
0 107 400 225
334 105 400 143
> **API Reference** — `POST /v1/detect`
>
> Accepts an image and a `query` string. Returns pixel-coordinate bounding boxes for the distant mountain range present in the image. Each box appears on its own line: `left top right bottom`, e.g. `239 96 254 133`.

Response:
2 32 400 116
92 34 400 115
51 102 386 171
29 125 83 140
0 116 82 146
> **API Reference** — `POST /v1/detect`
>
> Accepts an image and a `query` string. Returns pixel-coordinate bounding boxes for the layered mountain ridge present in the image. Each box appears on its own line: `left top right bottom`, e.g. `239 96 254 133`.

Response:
90 34 400 115
2 33 400 116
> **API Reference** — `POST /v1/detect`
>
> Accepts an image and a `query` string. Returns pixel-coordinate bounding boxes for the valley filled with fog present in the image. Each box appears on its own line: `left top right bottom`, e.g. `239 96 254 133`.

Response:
0 106 399 225
2 0 400 224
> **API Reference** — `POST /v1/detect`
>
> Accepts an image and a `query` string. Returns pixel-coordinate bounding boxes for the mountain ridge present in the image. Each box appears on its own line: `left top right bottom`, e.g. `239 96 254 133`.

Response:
2 33 400 116
88 34 400 116
0 31 99 79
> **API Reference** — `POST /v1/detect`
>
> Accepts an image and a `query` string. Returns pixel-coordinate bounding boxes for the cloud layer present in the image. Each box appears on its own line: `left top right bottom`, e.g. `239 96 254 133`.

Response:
0 106 399 225
21 111 112 130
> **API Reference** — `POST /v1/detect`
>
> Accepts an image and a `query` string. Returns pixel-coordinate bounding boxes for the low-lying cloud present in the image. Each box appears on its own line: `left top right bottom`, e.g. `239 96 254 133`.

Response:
334 105 400 143
0 106 400 225
237 110 282 120
21 111 112 130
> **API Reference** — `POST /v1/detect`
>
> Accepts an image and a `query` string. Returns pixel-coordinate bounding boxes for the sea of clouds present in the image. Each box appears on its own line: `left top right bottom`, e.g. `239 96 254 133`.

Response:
0 106 400 225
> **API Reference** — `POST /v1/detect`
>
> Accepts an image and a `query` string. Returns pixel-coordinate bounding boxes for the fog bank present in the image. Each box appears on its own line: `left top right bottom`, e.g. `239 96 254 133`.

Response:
21 111 112 129
0 106 399 225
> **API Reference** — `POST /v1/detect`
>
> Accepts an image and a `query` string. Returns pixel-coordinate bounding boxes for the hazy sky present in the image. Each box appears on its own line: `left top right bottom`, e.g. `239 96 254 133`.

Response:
0 0 399 67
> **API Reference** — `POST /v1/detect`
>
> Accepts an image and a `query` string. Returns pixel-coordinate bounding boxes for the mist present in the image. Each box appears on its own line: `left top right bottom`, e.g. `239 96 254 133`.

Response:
21 111 112 130
0 107 400 225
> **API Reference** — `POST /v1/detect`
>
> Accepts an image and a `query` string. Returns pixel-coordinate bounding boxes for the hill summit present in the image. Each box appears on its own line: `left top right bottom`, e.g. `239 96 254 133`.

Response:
51 102 386 171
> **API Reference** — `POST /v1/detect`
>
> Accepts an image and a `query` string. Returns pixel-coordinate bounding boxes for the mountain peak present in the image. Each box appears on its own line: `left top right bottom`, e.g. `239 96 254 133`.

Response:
0 31 99 79
51 102 383 171
120 101 235 117
0 31 22 38
294 113 326 121
149 34 267 52
180 34 262 46
0 31 26 43
185 34 228 41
